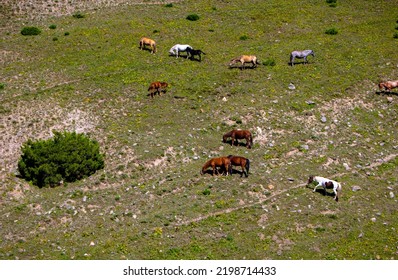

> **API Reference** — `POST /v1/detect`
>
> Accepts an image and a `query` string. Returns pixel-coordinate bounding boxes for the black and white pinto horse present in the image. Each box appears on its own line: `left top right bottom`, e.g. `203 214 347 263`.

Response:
307 175 342 202
289 50 315 66
169 44 193 58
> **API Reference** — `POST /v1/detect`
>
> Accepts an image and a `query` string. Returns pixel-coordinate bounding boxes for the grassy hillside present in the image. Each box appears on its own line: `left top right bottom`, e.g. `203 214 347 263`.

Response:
0 0 397 260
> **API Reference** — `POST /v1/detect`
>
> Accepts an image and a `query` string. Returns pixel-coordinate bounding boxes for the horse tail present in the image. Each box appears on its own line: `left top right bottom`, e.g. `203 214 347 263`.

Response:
335 183 342 202
245 158 250 175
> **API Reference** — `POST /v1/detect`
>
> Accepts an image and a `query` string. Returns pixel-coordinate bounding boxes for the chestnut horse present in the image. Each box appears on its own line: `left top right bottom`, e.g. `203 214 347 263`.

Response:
223 129 253 149
228 155 250 177
147 81 168 98
229 55 259 69
139 37 156 54
307 175 342 202
378 80 398 92
201 157 232 176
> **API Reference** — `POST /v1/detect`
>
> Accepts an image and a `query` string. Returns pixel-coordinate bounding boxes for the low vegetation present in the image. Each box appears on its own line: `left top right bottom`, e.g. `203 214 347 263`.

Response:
18 131 105 188
0 0 397 260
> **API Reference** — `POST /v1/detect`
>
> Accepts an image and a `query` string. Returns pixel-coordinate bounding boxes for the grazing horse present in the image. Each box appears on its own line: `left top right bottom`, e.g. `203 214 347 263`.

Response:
139 37 156 54
229 55 259 69
186 47 206 61
307 175 342 202
378 80 398 92
228 155 250 177
169 44 193 58
223 129 253 149
289 50 314 66
201 157 232 176
147 81 168 98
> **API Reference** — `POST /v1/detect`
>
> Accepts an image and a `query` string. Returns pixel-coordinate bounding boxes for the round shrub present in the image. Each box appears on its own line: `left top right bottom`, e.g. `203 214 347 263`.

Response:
49 24 57 29
325 28 338 35
186 14 200 21
21 26 41 36
18 131 105 188
394 33 398 39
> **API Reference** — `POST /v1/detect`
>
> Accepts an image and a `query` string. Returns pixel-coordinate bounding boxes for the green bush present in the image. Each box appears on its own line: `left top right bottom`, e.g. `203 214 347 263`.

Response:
325 27 338 35
262 58 276 66
165 3 173 8
394 33 398 39
49 24 57 29
21 26 41 36
186 14 200 21
72 12 85 19
0 83 4 90
239 35 249 40
18 131 105 187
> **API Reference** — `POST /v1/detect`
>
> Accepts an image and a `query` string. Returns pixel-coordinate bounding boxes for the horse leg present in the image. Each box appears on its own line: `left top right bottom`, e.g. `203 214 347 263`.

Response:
313 183 321 192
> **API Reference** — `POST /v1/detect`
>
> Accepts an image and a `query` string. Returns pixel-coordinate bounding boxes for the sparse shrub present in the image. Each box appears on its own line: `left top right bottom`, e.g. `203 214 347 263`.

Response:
52 37 58 41
21 26 41 36
49 24 57 29
18 131 105 188
325 27 338 35
153 29 160 33
326 0 337 7
186 14 200 21
202 188 211 195
72 12 85 19
64 32 70 36
394 33 398 39
165 3 173 8
262 58 276 66
0 83 4 90
239 35 249 40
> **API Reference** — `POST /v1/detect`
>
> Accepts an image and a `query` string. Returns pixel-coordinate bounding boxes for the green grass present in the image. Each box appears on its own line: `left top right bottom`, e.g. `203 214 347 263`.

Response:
0 0 398 260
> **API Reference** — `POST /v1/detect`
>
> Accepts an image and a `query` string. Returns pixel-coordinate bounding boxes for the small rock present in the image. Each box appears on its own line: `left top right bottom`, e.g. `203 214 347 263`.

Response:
352 186 361 192
389 192 395 198
386 97 393 103
301 145 309 151
321 116 327 123
267 184 275 190
90 241 95 246
306 100 315 105
288 83 296 90
343 163 350 170
371 217 376 222
222 97 227 102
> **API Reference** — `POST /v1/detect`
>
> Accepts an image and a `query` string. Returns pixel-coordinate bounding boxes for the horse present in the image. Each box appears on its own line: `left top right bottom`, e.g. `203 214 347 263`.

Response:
378 80 398 92
289 50 314 66
228 155 250 177
147 81 168 98
201 157 232 176
307 175 342 202
186 47 206 61
229 55 259 69
223 129 253 149
169 44 193 58
139 37 156 54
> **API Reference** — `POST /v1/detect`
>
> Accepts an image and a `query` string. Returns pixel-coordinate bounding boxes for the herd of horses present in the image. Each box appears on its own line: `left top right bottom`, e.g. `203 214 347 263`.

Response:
138 35 397 202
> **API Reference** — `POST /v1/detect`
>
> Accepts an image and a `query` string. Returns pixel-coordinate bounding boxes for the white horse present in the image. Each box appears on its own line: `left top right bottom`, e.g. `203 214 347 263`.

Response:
290 50 315 66
307 175 342 202
169 44 193 58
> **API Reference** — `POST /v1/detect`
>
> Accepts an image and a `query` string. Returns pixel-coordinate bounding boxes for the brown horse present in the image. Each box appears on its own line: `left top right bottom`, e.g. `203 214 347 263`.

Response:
229 55 259 69
228 155 250 177
147 81 168 98
139 37 156 54
378 80 398 92
223 129 253 149
201 157 232 176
